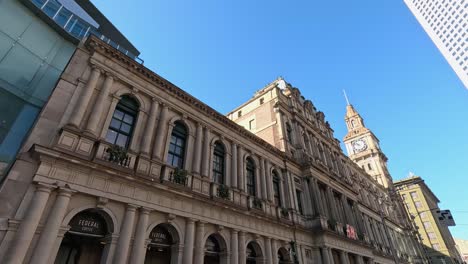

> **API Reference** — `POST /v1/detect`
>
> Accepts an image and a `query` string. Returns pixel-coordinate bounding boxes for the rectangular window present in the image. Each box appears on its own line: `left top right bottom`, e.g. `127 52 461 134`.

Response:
296 189 303 215
415 201 423 209
423 221 432 229
410 191 418 199
249 119 255 130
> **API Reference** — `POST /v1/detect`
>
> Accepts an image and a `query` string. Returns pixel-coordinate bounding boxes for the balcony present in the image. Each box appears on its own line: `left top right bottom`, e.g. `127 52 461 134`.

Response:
161 166 192 189
248 196 264 212
95 141 137 170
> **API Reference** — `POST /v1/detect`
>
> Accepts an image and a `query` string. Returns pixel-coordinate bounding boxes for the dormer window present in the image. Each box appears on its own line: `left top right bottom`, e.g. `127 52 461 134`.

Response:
238 111 242 117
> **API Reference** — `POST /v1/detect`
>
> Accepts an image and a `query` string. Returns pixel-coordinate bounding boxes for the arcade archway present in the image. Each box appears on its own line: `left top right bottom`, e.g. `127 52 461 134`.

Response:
54 209 112 264
145 224 178 264
278 247 293 264
246 241 263 264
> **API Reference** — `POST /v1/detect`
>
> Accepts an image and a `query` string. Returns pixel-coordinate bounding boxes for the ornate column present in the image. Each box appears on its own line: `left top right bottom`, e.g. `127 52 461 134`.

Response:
99 94 120 139
152 104 168 160
230 229 239 264
326 187 338 221
193 221 205 264
114 204 137 264
271 239 278 264
237 146 245 191
231 142 238 189
265 160 273 202
340 250 350 264
183 218 196 264
69 66 101 127
201 127 211 177
85 72 113 136
30 188 73 264
238 231 246 264
4 184 53 264
129 208 151 264
129 109 146 153
264 237 273 264
300 179 312 216
140 98 160 156
259 156 267 199
185 130 195 172
192 122 203 175
311 247 323 264
321 247 332 264
309 179 322 216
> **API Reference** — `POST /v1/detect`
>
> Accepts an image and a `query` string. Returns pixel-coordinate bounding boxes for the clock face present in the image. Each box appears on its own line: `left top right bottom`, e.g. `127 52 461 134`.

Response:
352 139 367 152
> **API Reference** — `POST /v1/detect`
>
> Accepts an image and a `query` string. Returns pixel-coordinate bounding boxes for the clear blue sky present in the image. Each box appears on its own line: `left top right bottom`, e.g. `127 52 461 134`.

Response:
91 0 468 239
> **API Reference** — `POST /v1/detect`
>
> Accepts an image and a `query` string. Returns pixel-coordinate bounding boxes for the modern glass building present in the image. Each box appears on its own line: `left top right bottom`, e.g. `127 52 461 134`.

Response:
0 0 139 181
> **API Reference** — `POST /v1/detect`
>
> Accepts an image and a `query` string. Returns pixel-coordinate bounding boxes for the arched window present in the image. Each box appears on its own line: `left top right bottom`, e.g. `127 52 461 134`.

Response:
105 95 139 148
272 171 282 206
246 158 256 196
286 123 293 143
213 142 225 184
167 121 187 168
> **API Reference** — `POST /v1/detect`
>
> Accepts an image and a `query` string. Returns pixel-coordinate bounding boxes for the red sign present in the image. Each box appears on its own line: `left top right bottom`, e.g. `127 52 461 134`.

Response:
346 224 357 240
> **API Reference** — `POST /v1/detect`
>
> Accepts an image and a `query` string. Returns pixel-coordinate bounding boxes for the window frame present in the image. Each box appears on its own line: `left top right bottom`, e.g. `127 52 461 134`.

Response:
105 96 138 149
272 173 282 206
166 122 187 169
212 142 225 184
246 158 256 196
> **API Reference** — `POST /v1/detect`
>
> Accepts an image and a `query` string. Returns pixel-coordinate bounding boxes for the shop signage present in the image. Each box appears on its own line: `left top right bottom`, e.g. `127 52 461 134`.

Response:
150 226 172 245
69 212 107 236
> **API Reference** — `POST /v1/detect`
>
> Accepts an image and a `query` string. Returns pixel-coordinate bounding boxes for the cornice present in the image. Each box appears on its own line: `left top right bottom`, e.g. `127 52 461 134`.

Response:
84 35 291 164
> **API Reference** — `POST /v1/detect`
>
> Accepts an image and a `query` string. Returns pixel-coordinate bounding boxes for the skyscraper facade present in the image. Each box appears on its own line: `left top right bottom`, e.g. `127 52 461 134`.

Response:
404 0 468 89
0 0 139 181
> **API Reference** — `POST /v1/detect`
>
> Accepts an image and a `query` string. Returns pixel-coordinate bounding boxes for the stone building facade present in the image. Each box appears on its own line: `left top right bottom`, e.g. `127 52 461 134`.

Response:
0 35 423 264
395 176 463 264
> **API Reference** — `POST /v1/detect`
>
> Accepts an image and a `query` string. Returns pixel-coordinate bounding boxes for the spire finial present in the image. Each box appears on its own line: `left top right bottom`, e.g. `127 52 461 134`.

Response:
343 90 350 105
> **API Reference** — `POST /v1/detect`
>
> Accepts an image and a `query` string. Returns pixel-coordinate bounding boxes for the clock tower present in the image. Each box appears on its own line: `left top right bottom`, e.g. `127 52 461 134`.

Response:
343 103 393 189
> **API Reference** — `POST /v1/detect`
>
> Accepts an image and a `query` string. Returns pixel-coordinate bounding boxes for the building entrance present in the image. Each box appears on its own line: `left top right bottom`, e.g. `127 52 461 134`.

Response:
54 210 109 264
144 225 173 264
204 235 221 264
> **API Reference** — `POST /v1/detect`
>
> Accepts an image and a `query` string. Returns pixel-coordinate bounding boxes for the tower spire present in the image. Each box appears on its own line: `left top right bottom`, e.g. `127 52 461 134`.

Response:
343 89 350 105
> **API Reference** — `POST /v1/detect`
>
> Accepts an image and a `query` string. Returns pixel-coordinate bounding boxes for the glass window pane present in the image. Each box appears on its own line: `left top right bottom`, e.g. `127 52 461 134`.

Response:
120 123 131 134
116 134 128 147
110 119 121 130
169 143 176 153
123 113 134 124
105 130 117 144
113 109 124 120
55 8 72 27
43 1 61 17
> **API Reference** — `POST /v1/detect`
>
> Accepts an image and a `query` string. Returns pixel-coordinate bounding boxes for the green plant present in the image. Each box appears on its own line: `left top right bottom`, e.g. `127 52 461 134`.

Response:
252 197 262 209
217 184 230 199
106 145 129 165
171 168 188 185
280 207 289 218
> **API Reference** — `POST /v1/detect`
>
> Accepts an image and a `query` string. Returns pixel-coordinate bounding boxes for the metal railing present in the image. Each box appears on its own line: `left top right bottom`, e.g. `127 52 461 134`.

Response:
30 0 144 64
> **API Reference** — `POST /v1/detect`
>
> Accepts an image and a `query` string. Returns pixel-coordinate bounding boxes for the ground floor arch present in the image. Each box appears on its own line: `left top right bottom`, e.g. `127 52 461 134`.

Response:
202 233 229 264
54 209 113 264
144 223 180 264
278 247 293 264
246 241 263 264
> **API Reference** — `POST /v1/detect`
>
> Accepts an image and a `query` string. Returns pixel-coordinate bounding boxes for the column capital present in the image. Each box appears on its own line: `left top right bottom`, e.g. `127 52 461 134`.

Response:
231 229 239 234
140 207 153 214
126 204 138 211
57 187 75 197
35 182 55 193
90 64 102 73
186 218 197 224
104 71 115 79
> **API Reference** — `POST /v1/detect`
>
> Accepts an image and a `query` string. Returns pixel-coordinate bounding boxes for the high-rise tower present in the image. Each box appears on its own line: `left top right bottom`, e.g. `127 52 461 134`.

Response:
404 0 468 89
343 103 393 188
